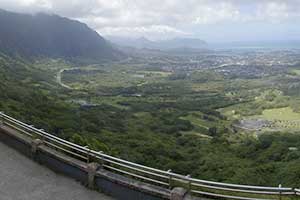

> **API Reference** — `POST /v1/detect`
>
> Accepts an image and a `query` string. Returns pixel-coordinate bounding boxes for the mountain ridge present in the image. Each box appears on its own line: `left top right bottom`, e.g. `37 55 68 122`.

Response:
0 9 122 62
107 36 207 50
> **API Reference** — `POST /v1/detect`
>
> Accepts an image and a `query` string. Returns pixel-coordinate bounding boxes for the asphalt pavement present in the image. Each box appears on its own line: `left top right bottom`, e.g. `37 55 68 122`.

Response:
0 141 114 200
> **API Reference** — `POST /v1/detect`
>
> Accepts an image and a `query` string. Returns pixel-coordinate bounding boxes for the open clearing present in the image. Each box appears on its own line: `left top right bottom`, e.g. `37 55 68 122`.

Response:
261 107 300 121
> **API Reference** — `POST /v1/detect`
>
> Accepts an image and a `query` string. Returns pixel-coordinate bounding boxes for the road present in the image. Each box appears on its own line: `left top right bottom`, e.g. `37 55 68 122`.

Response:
0 141 113 200
56 68 76 89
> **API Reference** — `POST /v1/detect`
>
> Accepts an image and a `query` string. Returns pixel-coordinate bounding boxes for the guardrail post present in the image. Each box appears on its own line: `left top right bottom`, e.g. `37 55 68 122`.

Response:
171 187 188 200
39 129 45 141
167 169 173 189
98 151 104 168
186 174 191 192
29 125 35 137
0 111 3 126
85 146 91 163
31 139 43 160
279 184 282 200
87 162 100 189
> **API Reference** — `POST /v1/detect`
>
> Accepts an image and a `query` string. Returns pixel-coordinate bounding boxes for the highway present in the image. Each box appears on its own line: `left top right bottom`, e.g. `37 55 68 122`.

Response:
0 141 113 200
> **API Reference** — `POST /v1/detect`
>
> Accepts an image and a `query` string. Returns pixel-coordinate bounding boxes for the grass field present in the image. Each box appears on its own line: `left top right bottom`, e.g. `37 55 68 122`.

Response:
180 112 230 137
180 113 210 130
261 107 300 121
291 69 300 75
63 68 172 90
239 107 300 131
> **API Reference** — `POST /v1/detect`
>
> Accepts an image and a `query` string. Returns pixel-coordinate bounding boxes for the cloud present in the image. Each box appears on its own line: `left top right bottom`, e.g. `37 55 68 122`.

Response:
98 25 191 40
0 0 299 40
192 2 240 24
0 0 52 11
255 1 300 23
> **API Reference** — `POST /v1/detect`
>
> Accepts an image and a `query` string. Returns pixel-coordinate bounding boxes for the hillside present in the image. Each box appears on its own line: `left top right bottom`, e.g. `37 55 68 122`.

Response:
1 47 300 189
0 9 122 62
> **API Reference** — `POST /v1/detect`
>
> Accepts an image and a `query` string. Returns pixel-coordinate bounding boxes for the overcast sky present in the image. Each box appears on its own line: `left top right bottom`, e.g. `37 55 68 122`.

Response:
0 0 299 42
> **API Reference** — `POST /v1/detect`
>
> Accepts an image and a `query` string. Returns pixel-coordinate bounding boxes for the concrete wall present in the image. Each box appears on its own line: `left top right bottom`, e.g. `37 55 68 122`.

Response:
0 126 32 157
36 149 88 184
0 125 171 200
95 169 170 200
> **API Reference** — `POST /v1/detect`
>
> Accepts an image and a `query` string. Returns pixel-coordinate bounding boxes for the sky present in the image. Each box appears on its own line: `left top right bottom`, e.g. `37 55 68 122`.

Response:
0 0 299 42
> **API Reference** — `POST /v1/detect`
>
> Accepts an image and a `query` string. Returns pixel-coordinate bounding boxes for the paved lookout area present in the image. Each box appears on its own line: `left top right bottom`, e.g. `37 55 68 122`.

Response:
0 141 113 200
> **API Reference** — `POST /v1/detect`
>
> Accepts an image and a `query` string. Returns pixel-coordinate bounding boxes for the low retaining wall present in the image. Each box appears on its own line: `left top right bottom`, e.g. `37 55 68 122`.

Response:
0 125 183 200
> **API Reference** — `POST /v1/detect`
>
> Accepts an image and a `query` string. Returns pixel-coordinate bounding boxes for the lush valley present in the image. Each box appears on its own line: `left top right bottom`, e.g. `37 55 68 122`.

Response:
2 47 300 190
1 7 300 194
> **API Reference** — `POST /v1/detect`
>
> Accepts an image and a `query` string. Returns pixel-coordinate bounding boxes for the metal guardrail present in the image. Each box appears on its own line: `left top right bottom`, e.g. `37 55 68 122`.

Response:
0 111 298 200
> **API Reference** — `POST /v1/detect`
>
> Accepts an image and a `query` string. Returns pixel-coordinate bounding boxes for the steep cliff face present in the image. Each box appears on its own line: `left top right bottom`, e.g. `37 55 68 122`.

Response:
0 9 122 61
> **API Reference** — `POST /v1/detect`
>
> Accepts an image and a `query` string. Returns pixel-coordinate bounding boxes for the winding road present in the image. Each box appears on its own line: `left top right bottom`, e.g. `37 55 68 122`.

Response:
57 68 76 89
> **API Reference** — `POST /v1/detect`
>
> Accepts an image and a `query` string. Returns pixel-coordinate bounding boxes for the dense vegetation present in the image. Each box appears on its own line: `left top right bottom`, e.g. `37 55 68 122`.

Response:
1 53 300 190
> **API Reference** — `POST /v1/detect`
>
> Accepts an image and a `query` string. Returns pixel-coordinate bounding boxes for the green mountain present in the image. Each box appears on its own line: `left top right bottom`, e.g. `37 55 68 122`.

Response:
0 9 122 62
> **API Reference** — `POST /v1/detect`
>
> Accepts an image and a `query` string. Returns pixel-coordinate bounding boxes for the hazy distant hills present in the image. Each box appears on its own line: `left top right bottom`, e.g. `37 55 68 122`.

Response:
0 9 122 62
210 40 300 49
107 36 208 50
